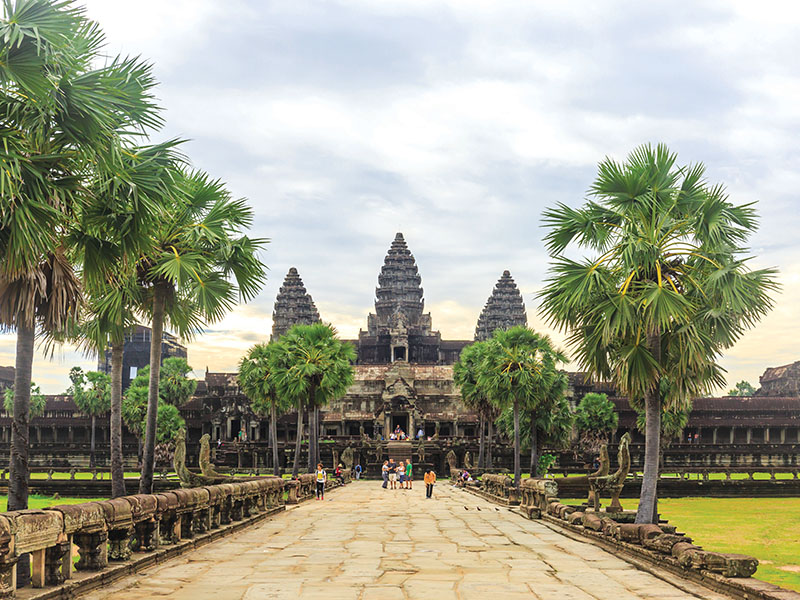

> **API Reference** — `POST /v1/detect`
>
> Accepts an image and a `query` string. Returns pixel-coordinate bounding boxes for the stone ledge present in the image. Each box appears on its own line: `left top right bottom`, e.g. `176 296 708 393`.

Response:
15 506 286 600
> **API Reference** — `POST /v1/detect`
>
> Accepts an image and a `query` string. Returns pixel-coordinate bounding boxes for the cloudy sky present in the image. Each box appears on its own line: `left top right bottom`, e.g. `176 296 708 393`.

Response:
2 0 799 393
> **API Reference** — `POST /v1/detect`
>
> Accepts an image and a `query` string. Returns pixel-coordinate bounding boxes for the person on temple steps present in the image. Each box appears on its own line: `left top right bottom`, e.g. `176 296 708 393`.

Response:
315 463 326 500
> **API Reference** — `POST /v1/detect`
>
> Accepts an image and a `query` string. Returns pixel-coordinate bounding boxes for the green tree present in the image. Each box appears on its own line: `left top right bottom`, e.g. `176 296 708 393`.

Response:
453 341 494 469
0 0 161 544
3 384 45 418
477 327 567 487
159 358 197 406
123 365 186 450
136 170 267 494
495 370 573 476
239 342 292 476
272 323 355 477
728 380 755 397
574 393 619 455
539 143 778 523
71 369 112 468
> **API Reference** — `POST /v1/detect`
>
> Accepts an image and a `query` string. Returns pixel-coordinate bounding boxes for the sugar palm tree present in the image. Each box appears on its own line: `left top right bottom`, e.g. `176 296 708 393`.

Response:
477 327 566 487
70 369 111 468
136 170 267 493
272 323 355 477
453 341 492 468
539 143 778 523
239 341 292 476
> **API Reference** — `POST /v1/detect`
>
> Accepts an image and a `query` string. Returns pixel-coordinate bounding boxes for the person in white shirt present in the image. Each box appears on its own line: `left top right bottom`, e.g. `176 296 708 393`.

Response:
315 463 327 500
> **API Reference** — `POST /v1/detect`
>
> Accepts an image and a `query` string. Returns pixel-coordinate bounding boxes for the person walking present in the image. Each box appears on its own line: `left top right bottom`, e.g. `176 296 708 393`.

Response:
424 469 436 498
381 461 389 489
355 463 362 480
315 463 327 500
405 460 413 490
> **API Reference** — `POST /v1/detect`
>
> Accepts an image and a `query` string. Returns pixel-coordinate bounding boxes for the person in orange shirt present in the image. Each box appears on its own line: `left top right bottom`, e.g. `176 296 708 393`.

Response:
424 470 436 499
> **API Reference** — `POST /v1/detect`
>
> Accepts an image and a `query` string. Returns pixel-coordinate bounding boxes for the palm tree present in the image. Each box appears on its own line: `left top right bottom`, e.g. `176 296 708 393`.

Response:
136 170 267 493
239 342 291 476
453 341 492 468
3 383 46 418
477 327 567 487
70 370 111 468
539 143 779 523
272 323 355 477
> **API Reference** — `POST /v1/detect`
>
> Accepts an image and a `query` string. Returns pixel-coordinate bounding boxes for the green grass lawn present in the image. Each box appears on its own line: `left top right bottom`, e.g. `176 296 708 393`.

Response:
561 497 800 592
0 494 105 511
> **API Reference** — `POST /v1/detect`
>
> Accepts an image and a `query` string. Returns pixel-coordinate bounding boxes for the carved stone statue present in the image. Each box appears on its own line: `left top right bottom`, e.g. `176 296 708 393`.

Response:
199 433 225 478
589 432 631 512
174 429 235 488
417 440 426 463
464 451 473 470
586 444 610 507
341 446 354 470
445 449 458 478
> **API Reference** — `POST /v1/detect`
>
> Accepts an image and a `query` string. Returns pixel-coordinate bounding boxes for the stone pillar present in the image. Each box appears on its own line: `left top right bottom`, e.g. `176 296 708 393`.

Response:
712 428 718 444
729 427 735 444
747 428 752 444
384 413 391 438
781 428 787 444
36 426 42 443
69 426 74 443
765 428 770 443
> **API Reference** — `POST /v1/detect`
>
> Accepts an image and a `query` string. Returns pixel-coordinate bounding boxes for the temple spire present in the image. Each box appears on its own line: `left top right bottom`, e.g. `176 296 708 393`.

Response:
474 270 527 341
271 267 321 341
373 232 424 325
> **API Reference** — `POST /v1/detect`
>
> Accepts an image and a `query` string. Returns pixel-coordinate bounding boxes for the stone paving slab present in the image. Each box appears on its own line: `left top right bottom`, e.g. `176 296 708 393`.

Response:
81 482 728 600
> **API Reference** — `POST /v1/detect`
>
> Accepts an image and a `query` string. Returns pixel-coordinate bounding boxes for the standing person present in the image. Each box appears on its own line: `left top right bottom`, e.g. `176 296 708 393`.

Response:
424 469 436 498
355 463 362 480
398 461 405 489
405 460 413 490
388 459 397 490
315 463 327 500
381 461 389 489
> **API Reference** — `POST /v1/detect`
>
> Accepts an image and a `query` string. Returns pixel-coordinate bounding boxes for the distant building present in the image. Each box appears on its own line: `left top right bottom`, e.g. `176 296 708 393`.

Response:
756 361 800 397
97 325 187 392
0 366 14 392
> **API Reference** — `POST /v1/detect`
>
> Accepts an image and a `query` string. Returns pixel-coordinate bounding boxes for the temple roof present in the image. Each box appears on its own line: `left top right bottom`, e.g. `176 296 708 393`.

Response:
474 270 527 341
373 232 424 325
271 267 321 341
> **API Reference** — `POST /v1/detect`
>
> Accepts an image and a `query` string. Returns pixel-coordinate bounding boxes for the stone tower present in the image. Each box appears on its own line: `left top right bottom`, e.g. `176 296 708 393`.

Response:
474 270 527 341
271 267 321 341
370 232 427 332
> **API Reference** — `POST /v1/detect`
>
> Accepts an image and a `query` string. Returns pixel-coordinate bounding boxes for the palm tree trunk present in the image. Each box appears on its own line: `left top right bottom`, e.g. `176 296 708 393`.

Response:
314 406 321 466
513 398 521 488
90 414 96 468
487 419 493 469
291 399 303 478
477 412 485 470
529 419 538 477
140 282 167 494
9 318 34 586
635 331 662 524
270 402 280 477
307 406 315 472
110 342 126 498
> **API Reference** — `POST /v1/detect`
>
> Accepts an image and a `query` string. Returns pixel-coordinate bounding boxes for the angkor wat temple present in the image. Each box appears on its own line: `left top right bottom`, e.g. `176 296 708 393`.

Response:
0 233 798 475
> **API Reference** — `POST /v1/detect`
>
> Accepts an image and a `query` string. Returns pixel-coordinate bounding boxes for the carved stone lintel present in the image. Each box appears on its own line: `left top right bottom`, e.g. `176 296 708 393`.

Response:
74 531 109 571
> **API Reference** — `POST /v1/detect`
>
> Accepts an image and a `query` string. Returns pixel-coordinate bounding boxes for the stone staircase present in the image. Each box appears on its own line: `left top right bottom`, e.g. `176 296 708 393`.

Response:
387 441 413 465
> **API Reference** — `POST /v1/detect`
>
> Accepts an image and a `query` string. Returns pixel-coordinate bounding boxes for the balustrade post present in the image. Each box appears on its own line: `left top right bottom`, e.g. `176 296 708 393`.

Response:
74 531 108 571
44 539 72 585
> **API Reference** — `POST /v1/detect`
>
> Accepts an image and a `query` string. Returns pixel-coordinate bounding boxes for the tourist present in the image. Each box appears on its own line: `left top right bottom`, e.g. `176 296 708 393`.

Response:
315 463 326 500
405 460 413 490
335 463 344 484
388 459 397 489
398 461 405 489
417 428 424 439
424 469 436 498
381 461 389 488
354 463 362 480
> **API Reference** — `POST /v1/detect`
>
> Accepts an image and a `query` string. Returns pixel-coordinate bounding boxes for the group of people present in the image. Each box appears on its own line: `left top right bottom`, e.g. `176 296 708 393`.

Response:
380 459 438 498
389 425 409 440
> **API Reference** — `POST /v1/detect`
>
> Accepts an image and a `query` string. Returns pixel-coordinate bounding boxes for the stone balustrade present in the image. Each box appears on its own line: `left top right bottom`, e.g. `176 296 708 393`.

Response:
0 477 285 598
467 474 519 505
285 470 352 504
543 499 759 579
520 477 558 519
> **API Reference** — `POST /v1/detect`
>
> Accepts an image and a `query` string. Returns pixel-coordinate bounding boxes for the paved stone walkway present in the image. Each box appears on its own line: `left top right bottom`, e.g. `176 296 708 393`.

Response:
83 482 726 600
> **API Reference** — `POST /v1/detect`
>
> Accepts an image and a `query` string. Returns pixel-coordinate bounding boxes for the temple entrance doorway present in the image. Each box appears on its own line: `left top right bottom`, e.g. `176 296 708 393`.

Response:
391 414 409 435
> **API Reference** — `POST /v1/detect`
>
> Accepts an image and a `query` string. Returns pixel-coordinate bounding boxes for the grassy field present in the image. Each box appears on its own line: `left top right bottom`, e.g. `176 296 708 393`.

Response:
0 494 105 511
561 497 800 592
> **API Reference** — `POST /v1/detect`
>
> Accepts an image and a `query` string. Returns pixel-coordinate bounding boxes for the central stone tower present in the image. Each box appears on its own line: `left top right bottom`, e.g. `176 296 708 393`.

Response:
356 233 466 364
